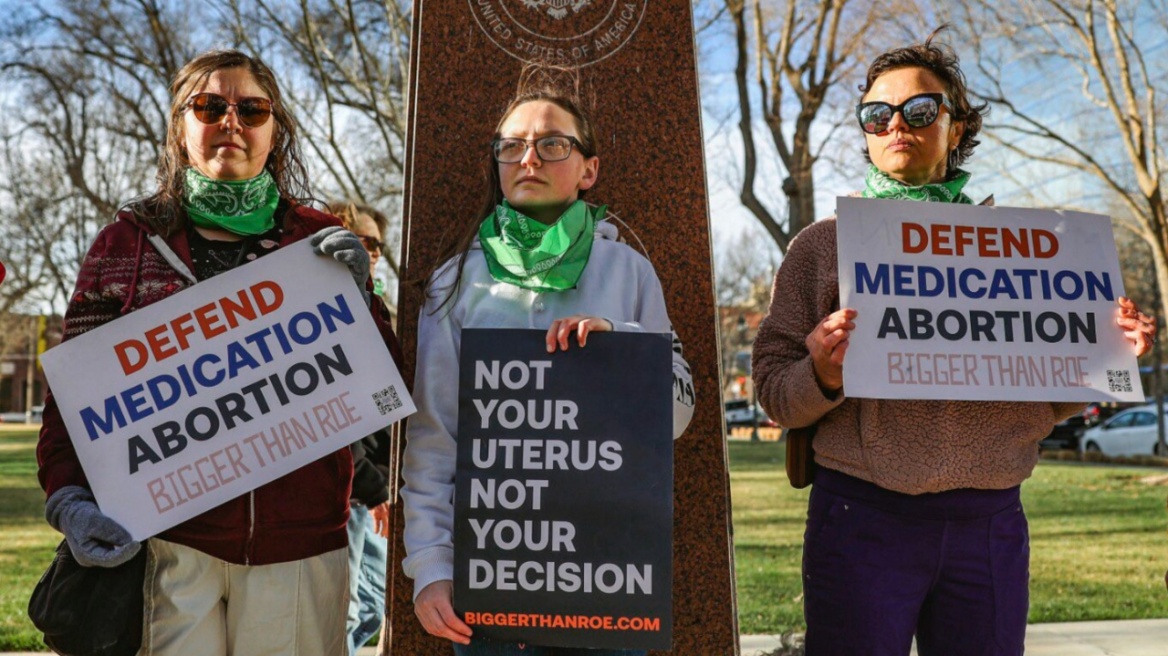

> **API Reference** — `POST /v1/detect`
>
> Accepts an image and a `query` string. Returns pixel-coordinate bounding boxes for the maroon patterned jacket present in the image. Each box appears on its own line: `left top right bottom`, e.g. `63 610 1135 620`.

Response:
37 202 402 565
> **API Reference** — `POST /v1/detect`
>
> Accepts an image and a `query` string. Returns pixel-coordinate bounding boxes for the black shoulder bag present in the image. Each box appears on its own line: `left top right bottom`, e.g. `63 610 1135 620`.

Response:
27 539 148 656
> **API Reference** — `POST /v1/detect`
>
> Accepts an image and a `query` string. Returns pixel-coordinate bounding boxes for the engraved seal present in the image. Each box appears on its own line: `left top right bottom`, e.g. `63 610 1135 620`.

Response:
468 0 648 66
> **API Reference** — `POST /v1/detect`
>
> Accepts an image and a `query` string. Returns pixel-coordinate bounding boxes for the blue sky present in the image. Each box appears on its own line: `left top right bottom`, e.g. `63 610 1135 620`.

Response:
3 0 1166 313
696 1 1168 273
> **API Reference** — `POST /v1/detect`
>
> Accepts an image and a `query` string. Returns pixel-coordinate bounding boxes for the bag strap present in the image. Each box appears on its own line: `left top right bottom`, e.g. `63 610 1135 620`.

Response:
785 424 817 489
147 234 198 285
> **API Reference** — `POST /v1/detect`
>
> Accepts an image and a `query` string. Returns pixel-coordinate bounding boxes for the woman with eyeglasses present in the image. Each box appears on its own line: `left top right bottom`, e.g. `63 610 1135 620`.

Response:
36 50 398 655
752 30 1155 656
400 68 695 656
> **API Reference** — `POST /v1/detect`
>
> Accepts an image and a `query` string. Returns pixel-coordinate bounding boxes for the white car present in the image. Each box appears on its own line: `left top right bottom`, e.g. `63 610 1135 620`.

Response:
0 405 43 424
724 399 774 428
1080 404 1168 457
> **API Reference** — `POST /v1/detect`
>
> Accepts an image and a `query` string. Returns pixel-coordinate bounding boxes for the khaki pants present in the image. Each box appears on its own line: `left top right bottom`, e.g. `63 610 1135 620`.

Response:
140 539 349 656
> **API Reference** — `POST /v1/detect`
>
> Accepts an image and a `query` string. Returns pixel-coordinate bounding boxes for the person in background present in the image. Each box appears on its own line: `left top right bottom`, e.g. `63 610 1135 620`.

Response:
36 49 400 656
327 200 394 655
752 29 1156 656
332 201 391 300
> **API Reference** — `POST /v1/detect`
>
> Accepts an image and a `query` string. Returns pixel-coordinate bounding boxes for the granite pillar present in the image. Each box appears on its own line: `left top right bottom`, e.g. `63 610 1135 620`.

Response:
388 0 737 652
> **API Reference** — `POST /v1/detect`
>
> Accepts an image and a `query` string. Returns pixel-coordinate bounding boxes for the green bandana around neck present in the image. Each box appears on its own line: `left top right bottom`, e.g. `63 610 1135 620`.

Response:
861 165 974 204
478 199 602 292
183 168 280 236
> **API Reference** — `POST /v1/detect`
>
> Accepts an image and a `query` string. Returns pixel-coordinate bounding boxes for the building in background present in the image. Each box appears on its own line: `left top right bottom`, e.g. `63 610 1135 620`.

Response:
0 312 60 415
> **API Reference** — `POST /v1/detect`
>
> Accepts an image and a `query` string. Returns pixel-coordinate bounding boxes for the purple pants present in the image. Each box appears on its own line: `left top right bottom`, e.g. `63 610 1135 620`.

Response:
803 468 1029 656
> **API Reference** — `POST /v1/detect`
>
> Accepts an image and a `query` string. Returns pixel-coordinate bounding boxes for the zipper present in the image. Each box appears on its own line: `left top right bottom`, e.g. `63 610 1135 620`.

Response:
244 490 256 565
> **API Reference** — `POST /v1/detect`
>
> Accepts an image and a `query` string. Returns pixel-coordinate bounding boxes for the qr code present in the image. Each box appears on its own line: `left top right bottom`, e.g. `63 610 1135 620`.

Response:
1107 369 1133 393
373 385 403 415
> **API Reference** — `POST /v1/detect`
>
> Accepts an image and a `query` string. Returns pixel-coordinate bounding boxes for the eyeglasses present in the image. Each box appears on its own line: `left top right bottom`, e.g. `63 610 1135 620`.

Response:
491 136 588 163
184 93 274 129
856 93 950 134
357 235 383 253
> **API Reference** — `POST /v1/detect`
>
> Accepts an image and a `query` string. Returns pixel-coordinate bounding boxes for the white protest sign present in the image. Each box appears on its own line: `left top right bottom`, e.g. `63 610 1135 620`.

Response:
42 241 414 540
837 197 1144 402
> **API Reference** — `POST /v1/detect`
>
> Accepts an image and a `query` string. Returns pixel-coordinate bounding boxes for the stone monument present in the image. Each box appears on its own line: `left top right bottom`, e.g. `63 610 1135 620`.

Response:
387 0 738 652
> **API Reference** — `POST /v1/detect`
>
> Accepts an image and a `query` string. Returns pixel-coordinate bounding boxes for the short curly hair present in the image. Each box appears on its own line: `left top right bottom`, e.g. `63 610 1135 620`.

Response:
859 26 987 175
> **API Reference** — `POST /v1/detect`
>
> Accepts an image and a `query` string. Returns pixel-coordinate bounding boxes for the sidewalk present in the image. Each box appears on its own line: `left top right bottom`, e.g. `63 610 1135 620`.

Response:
740 619 1168 655
6 620 1168 655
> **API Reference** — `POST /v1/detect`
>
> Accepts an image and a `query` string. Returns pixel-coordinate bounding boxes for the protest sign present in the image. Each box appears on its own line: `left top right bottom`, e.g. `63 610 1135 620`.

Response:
838 197 1144 402
453 329 673 650
41 241 415 540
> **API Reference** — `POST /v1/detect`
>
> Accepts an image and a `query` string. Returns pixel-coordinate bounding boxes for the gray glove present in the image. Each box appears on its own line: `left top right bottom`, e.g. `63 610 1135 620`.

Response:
45 486 141 568
310 226 371 306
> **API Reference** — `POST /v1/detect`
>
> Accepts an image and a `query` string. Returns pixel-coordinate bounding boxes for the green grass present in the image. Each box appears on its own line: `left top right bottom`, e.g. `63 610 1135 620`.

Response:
728 440 1168 634
729 441 812 634
0 428 59 651
2 431 1166 649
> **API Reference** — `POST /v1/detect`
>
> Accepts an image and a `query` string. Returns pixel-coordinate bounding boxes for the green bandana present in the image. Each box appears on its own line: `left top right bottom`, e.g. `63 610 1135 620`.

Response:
478 200 601 292
861 165 974 204
183 168 279 236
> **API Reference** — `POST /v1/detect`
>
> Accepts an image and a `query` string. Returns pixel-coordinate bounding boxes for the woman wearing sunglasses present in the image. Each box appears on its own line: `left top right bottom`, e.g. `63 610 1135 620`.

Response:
752 30 1156 656
401 68 695 655
36 50 397 655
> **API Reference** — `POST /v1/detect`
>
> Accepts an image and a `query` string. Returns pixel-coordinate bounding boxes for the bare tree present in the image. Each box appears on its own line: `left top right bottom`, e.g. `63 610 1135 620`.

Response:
1115 222 1158 319
220 0 411 286
715 227 778 309
715 227 778 396
945 0 1167 318
0 0 411 315
725 0 926 253
0 0 192 311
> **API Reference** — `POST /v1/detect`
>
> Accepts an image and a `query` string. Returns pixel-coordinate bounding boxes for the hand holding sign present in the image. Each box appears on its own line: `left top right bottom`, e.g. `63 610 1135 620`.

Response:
1116 296 1157 356
46 486 140 568
415 580 473 645
806 308 857 392
545 315 614 353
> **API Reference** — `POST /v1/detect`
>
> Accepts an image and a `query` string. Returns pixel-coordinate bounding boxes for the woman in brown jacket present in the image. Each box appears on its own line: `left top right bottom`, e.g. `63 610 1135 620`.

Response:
752 31 1155 656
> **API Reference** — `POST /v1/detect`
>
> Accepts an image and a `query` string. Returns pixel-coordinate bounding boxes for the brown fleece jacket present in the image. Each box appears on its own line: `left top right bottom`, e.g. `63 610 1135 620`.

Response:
753 217 1086 494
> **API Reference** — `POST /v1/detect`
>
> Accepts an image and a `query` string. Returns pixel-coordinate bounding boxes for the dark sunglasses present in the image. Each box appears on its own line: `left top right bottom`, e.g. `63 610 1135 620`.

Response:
856 93 950 134
184 93 274 129
357 235 384 253
491 135 589 163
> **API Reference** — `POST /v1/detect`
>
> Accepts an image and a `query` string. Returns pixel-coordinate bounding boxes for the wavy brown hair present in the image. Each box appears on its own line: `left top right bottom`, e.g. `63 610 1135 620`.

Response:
859 26 988 176
419 64 600 311
132 49 312 234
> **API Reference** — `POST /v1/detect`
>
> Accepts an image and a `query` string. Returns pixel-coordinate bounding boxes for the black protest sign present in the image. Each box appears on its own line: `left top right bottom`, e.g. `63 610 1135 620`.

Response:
453 328 673 650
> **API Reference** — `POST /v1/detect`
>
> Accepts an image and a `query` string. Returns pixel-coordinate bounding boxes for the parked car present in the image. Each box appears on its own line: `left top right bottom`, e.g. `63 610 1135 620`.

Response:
1079 404 1168 457
1039 402 1138 451
724 399 775 428
1039 415 1087 451
1080 401 1132 427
